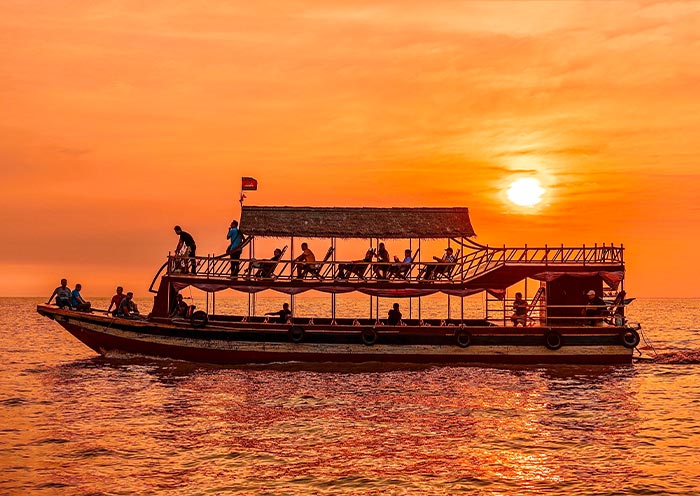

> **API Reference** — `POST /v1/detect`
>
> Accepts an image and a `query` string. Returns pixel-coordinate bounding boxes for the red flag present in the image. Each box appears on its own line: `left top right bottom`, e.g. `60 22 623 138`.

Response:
241 177 258 191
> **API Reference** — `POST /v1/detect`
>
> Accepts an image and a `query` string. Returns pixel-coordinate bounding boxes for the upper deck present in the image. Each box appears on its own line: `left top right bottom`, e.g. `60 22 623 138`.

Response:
154 241 624 296
152 205 624 296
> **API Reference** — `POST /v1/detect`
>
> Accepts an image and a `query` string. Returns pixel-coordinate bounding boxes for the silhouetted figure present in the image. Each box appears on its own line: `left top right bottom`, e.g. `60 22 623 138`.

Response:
70 283 91 312
118 292 140 319
511 292 528 327
583 290 607 326
174 225 197 274
227 220 244 278
107 286 126 316
388 303 402 326
47 278 72 309
293 242 316 279
265 303 292 323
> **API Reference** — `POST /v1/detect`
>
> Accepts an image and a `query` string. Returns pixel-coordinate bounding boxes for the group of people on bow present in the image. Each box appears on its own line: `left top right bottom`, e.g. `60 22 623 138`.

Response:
47 280 139 318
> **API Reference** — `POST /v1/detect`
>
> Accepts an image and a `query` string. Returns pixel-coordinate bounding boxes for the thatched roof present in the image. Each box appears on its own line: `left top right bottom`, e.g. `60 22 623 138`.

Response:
240 206 476 238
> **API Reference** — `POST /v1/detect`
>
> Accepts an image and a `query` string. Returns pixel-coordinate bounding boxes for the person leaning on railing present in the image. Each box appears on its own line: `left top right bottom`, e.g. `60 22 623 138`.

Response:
265 303 292 323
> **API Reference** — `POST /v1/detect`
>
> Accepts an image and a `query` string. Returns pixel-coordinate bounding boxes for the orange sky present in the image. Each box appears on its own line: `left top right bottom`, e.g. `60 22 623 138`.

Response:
1 1 699 297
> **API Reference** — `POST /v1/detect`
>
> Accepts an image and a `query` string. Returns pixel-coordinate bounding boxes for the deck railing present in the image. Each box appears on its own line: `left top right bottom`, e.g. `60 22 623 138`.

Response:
162 243 624 284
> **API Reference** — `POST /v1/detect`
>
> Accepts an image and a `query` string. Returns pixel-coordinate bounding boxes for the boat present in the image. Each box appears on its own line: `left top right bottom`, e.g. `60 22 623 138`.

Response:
37 205 642 365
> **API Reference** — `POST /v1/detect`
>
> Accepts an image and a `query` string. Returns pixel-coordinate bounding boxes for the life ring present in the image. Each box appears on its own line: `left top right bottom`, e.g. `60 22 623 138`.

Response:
289 326 305 343
620 328 640 349
361 328 378 346
544 330 562 350
191 310 208 328
455 329 471 348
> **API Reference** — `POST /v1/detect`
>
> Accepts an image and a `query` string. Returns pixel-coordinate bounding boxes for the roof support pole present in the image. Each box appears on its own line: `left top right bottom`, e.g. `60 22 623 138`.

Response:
290 236 295 318
418 238 421 322
251 236 256 316
409 238 412 319
331 237 336 324
447 238 451 321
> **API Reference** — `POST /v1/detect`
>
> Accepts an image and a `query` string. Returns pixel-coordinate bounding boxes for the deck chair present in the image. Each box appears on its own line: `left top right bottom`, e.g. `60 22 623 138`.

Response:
433 249 461 280
336 248 375 281
604 290 627 326
254 246 287 279
390 248 420 280
303 246 334 280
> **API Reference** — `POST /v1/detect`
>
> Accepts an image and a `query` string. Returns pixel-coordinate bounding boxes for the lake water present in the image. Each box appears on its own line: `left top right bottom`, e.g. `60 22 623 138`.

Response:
1 297 699 495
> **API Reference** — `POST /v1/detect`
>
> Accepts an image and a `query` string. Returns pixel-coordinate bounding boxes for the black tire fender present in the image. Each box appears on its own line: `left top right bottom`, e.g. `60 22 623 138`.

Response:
544 330 562 350
455 329 472 348
191 310 208 328
289 326 305 343
361 328 378 346
620 328 640 349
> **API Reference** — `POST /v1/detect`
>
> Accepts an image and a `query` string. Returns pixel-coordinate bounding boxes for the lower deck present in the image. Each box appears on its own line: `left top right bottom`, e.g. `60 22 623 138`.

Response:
38 305 637 365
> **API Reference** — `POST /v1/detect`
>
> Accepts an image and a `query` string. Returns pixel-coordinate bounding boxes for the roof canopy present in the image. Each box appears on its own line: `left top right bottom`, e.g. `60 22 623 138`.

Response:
240 206 476 238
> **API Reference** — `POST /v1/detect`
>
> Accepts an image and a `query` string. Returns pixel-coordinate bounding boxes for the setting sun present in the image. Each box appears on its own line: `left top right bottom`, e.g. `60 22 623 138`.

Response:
506 178 545 207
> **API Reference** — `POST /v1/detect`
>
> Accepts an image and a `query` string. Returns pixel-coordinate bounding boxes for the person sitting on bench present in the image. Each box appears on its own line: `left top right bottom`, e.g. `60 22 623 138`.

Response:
387 303 402 325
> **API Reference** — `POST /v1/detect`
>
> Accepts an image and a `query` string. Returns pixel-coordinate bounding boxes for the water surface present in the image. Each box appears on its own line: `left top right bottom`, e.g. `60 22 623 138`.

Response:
1 298 699 495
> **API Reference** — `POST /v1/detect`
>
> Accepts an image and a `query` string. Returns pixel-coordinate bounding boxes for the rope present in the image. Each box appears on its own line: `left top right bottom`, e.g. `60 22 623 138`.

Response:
639 326 658 357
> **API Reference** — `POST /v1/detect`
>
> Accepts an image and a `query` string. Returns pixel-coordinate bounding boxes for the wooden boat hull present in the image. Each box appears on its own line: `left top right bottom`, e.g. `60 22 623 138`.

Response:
37 305 634 365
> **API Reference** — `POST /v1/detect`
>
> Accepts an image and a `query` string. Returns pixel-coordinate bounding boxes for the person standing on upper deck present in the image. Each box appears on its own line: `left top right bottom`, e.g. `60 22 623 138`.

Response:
174 225 197 274
227 220 244 278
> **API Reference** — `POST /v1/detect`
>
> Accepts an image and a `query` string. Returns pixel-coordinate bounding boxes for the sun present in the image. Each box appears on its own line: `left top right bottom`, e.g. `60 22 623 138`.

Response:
506 178 545 207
